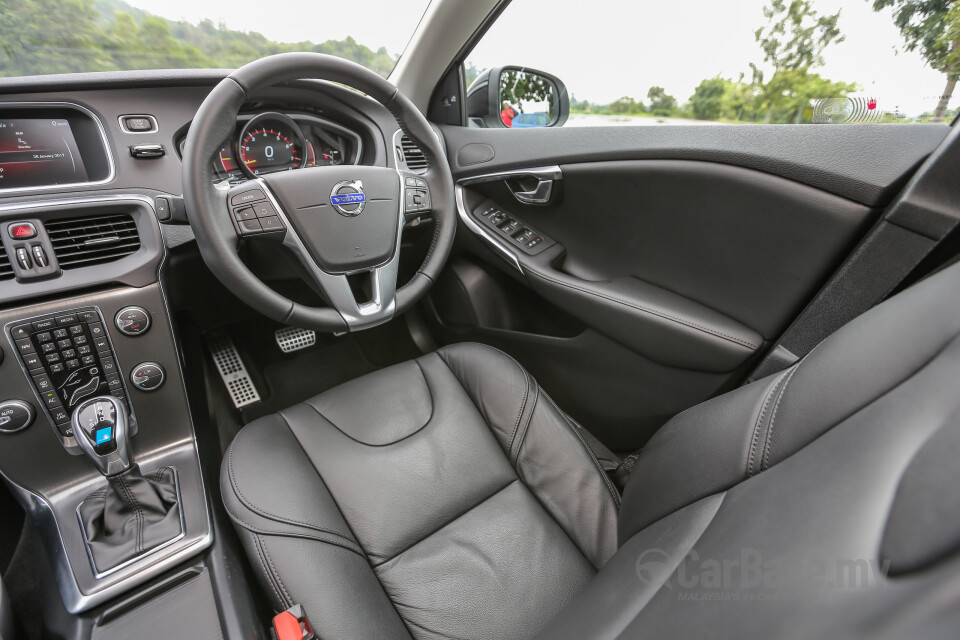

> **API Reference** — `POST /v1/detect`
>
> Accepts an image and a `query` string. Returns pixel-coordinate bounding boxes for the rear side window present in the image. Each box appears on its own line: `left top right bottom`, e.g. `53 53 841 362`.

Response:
465 0 959 126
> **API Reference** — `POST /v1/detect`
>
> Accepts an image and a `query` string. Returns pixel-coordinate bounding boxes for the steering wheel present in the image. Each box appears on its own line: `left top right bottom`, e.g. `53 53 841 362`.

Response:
182 53 456 333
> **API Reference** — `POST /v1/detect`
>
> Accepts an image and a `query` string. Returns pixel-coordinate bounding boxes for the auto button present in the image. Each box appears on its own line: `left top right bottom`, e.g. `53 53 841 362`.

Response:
0 401 34 434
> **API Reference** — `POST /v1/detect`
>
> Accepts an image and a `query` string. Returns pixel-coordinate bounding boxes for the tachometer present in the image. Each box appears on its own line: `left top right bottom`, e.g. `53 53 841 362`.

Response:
236 112 306 177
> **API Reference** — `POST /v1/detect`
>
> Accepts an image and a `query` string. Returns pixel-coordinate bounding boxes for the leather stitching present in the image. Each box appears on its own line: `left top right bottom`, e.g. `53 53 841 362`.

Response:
253 534 288 608
746 370 790 478
541 392 622 509
116 472 144 554
371 478 520 568
258 534 294 607
300 360 434 447
762 363 802 471
223 498 364 555
226 424 358 546
511 383 539 466
508 361 531 456
525 267 760 350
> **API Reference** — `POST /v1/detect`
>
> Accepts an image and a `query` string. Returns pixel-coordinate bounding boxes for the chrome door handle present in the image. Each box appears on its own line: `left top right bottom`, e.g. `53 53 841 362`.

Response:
509 177 554 205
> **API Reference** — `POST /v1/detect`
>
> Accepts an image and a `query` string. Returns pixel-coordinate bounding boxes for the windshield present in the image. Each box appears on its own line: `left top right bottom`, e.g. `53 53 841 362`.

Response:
0 0 432 78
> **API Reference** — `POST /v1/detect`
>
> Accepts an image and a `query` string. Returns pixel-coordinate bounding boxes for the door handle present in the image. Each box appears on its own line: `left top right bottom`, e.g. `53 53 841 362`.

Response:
508 177 555 205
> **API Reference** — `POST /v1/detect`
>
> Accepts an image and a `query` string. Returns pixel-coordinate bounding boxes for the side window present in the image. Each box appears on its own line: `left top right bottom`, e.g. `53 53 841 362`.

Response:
464 0 959 128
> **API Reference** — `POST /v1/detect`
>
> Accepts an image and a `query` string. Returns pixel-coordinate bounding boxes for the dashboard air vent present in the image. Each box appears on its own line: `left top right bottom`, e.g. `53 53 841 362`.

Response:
0 241 13 281
44 214 140 270
399 135 428 173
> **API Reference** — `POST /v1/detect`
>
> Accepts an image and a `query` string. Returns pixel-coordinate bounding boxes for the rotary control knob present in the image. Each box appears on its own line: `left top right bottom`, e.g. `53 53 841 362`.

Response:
115 306 151 336
130 362 165 392
0 400 35 434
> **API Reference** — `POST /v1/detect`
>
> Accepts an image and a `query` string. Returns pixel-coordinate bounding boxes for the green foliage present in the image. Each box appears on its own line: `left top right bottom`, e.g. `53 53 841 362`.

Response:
871 0 960 119
0 0 398 77
646 86 678 115
750 0 855 122
871 0 958 73
608 96 646 114
755 0 844 71
689 77 729 120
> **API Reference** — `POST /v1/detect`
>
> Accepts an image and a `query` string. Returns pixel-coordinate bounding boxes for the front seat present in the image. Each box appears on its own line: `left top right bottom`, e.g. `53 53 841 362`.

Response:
223 260 960 639
221 344 621 638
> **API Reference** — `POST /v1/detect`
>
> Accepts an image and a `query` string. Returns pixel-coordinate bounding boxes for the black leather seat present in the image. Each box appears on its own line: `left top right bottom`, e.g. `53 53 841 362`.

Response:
223 260 960 639
221 344 620 638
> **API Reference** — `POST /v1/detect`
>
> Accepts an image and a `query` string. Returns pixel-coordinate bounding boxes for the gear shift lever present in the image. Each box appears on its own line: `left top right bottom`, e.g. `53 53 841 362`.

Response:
72 396 131 476
73 395 183 574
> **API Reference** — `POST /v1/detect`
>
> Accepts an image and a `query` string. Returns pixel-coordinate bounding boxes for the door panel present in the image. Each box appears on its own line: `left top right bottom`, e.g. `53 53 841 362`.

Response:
477 160 874 340
428 124 947 450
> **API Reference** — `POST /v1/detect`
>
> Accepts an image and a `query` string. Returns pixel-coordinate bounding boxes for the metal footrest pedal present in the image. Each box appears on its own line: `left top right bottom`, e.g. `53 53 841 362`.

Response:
207 333 261 409
275 326 317 353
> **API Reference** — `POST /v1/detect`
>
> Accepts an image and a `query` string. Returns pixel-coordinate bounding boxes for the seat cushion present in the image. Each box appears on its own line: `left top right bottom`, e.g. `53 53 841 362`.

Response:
221 342 619 640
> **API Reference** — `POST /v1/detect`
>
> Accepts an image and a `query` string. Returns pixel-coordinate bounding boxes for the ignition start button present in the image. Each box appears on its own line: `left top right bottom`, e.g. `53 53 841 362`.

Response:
7 222 36 240
115 306 151 336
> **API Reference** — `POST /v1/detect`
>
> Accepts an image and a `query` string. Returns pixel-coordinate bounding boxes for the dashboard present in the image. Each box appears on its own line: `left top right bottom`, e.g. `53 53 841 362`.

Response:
176 110 363 186
0 71 433 617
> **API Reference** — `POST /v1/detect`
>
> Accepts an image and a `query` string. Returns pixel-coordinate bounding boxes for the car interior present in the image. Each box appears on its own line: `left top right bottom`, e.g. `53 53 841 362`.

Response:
1 0 960 638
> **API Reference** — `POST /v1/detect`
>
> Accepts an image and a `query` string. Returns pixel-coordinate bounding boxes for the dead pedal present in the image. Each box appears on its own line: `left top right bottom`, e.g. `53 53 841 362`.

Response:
207 334 261 409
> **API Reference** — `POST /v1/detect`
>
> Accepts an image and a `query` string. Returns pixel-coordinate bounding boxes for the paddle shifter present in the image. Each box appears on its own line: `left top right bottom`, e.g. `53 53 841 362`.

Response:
72 396 131 476
73 396 183 574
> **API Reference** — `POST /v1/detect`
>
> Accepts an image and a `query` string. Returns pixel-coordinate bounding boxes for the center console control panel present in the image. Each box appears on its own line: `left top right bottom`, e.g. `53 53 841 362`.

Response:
472 199 556 256
5 306 137 445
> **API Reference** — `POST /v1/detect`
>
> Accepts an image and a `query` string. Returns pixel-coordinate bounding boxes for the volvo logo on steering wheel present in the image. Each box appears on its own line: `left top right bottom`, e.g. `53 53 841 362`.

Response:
330 180 366 216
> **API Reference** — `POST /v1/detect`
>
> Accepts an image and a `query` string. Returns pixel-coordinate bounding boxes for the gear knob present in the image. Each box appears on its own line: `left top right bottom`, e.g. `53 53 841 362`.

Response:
72 396 132 476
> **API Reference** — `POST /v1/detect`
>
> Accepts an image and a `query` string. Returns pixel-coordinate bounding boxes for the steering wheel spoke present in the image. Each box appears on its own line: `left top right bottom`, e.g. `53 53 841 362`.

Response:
255 177 402 330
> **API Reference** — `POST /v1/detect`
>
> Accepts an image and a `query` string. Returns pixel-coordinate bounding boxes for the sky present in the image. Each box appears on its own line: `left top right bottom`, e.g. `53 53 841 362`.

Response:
122 0 954 118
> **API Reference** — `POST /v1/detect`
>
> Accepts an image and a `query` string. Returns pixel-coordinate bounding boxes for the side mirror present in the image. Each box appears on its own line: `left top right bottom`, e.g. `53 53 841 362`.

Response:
467 66 569 129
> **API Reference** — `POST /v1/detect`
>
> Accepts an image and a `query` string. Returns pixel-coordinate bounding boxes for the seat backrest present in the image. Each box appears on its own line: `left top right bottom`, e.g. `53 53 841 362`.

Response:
535 259 960 639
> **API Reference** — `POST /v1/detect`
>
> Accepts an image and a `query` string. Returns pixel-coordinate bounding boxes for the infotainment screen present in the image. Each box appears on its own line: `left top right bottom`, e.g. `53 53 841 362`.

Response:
0 118 89 189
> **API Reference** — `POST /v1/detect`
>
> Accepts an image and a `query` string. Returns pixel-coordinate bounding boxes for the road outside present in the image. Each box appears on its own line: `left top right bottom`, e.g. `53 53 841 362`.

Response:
566 114 729 127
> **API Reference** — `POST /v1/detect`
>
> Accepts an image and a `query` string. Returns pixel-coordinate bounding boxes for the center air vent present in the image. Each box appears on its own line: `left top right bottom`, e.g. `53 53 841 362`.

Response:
44 214 140 270
0 240 13 281
399 135 428 173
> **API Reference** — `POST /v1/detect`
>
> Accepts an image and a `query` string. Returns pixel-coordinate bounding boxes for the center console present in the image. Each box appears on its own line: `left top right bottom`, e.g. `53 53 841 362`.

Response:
0 195 212 616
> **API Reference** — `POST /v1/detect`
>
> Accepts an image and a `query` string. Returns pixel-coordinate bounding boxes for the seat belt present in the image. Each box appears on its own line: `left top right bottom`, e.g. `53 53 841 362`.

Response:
271 604 315 640
748 121 960 382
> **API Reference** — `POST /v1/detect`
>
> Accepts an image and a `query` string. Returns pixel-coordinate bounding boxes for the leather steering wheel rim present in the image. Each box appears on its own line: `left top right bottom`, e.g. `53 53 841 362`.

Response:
182 52 456 333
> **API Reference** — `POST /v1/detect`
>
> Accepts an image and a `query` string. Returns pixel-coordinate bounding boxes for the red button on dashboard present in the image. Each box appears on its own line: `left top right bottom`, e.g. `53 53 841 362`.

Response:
8 223 36 239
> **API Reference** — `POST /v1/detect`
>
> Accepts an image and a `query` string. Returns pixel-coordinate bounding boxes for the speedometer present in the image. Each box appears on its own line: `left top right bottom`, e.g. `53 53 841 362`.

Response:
236 112 306 177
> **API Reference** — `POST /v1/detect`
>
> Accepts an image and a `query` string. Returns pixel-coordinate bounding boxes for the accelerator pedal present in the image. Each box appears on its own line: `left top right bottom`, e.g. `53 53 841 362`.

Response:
275 326 317 354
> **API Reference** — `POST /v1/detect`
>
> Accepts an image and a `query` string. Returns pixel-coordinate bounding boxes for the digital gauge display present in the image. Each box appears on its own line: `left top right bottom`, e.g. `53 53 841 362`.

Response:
0 119 88 189
236 112 306 178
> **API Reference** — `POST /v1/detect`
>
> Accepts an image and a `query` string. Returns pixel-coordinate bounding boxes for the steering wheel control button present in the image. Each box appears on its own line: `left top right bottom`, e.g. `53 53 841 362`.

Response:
259 216 284 232
238 218 263 235
231 189 266 207
0 401 34 434
8 222 37 239
131 363 165 392
234 207 256 221
252 201 278 218
115 307 151 336
404 186 431 213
